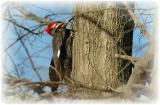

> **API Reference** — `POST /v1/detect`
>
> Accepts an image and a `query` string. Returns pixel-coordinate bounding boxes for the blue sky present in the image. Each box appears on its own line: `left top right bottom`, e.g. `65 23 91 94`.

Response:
3 1 72 81
3 1 153 82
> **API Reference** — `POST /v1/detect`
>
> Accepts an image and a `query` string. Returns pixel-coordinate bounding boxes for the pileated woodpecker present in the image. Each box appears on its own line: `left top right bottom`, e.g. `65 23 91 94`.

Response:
44 21 72 92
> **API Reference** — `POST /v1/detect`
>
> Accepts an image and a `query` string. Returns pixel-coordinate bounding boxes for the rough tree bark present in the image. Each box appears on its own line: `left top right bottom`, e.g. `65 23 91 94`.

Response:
71 2 134 95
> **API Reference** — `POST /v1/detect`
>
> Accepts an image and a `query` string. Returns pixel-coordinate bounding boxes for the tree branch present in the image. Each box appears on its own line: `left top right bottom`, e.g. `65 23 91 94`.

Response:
115 54 139 65
13 25 43 81
124 3 152 40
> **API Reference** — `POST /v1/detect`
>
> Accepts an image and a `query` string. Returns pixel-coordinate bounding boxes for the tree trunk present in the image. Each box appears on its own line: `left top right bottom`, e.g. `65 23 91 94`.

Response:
72 2 134 94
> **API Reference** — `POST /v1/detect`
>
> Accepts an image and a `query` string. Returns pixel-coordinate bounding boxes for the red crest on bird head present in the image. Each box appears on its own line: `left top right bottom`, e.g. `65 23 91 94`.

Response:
44 21 64 35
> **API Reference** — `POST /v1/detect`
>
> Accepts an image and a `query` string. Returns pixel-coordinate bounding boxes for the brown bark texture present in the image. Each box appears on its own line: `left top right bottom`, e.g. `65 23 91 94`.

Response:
72 2 134 91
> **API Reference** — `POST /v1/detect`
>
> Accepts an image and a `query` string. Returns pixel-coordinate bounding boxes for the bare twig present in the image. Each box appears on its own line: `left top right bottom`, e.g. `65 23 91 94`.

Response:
4 18 43 35
115 54 139 65
4 24 45 51
17 45 51 66
13 25 42 81
124 3 152 40
6 51 20 77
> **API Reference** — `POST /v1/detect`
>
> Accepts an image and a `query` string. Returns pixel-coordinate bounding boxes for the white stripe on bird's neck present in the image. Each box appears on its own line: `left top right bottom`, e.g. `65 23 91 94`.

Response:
57 50 60 58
